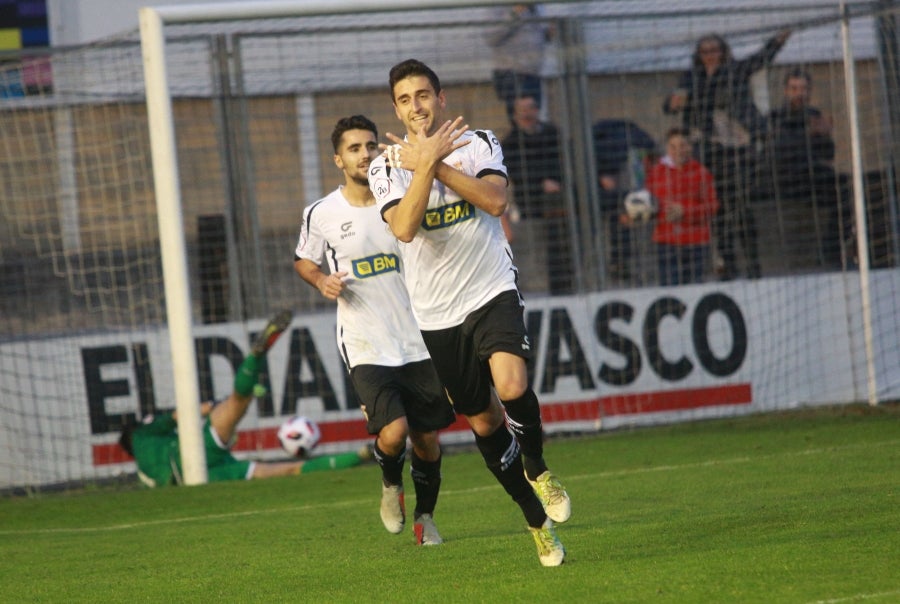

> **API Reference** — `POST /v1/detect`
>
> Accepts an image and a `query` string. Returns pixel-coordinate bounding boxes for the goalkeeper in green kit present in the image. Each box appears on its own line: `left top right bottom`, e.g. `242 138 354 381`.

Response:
118 310 364 487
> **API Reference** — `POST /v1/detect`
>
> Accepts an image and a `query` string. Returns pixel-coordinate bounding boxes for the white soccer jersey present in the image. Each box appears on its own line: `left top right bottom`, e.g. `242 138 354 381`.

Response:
369 129 519 330
295 187 430 369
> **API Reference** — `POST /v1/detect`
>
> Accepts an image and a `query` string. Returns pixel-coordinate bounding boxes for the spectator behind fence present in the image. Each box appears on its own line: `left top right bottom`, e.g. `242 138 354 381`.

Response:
592 118 658 282
485 3 552 120
767 68 849 269
645 128 720 285
664 29 791 280
502 94 573 295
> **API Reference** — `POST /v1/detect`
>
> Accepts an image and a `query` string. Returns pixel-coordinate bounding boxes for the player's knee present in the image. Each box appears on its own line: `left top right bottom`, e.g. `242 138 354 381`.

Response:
409 429 441 461
489 352 529 401
409 428 438 449
377 416 409 454
494 379 527 402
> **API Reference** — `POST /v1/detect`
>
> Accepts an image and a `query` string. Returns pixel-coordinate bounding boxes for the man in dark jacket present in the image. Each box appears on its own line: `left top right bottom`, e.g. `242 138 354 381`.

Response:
768 68 849 268
502 94 573 295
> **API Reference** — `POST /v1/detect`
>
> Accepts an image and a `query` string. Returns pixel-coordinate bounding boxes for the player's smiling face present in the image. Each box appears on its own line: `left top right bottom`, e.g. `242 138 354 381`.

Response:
392 75 445 139
335 129 378 183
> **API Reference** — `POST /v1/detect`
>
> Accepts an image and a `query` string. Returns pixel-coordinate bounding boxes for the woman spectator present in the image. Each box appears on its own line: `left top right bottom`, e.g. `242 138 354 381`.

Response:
664 30 791 280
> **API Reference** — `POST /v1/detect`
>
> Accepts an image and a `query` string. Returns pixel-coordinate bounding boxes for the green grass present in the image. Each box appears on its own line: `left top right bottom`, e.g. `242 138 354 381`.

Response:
2 404 899 603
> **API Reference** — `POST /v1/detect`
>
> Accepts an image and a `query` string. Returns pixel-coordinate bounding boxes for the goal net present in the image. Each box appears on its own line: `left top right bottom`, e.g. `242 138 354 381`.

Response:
2 0 899 492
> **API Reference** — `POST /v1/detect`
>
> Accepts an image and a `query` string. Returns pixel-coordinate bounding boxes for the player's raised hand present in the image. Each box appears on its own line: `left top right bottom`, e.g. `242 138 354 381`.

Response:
382 117 469 172
429 116 470 160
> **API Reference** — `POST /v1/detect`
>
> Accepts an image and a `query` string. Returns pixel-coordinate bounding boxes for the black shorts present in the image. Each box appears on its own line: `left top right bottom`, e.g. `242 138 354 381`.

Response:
350 359 456 436
420 290 532 416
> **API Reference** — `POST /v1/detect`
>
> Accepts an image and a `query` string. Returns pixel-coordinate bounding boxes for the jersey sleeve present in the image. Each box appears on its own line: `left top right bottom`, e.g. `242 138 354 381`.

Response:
369 156 405 219
472 129 508 181
294 201 326 264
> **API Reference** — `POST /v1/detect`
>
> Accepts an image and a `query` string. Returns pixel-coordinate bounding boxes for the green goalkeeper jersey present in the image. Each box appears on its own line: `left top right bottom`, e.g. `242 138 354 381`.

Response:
131 412 181 487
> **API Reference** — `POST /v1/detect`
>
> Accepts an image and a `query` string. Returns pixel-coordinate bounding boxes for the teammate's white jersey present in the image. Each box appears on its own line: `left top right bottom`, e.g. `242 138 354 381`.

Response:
295 187 430 369
368 129 519 330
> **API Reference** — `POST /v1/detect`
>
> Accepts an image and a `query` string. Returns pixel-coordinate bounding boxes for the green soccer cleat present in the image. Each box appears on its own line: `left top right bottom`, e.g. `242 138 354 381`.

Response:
527 470 571 523
380 484 405 534
529 518 566 567
251 309 293 357
414 513 443 546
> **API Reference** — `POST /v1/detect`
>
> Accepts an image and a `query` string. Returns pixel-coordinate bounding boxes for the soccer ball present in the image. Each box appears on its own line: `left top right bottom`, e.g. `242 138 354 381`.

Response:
277 416 321 457
624 189 656 222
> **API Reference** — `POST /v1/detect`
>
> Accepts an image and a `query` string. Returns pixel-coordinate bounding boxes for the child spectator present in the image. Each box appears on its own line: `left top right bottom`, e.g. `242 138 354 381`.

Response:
646 128 720 285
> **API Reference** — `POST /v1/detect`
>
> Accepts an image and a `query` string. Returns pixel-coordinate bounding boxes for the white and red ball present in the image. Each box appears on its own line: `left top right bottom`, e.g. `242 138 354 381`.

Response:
624 189 656 222
277 416 321 457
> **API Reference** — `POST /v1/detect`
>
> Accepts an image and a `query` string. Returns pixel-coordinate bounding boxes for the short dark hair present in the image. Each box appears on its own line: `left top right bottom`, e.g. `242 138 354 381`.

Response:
330 115 378 152
513 93 540 106
784 67 812 86
388 59 441 101
666 127 691 141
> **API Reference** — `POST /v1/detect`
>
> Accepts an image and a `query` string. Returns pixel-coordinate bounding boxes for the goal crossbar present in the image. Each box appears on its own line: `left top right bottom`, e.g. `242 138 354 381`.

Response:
148 0 545 23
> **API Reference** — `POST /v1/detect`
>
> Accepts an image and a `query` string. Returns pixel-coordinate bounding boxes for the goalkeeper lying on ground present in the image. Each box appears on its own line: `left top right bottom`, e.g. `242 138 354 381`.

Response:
118 310 364 487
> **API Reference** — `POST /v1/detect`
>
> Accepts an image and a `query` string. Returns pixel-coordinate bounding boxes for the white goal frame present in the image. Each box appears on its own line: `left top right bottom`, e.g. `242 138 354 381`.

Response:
839 2 878 406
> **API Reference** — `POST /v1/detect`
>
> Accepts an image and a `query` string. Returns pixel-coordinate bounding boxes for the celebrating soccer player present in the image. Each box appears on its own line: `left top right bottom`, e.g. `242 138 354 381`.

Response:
294 115 455 545
368 59 570 566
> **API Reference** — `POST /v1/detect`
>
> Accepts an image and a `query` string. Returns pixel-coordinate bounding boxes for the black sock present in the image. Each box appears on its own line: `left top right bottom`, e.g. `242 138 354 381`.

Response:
503 389 548 481
410 449 442 518
474 425 546 528
373 441 405 487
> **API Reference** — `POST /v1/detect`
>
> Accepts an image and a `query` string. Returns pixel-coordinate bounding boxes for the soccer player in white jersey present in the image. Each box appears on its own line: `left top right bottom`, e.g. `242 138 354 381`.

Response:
294 115 455 546
368 59 570 566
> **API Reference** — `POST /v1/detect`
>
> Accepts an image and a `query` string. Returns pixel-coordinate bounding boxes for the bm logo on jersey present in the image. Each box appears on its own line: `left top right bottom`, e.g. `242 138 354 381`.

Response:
422 200 474 230
352 253 399 278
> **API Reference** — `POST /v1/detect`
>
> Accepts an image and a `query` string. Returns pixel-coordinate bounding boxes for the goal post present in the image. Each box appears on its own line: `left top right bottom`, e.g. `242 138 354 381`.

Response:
840 2 878 406
139 6 206 485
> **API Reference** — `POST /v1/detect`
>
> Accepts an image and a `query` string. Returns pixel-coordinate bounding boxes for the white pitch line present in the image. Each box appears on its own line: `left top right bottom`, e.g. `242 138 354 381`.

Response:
0 505 321 535
2 437 898 536
807 589 900 603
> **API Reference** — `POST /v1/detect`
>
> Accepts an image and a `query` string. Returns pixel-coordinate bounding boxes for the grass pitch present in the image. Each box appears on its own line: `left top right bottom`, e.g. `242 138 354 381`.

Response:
1 403 898 603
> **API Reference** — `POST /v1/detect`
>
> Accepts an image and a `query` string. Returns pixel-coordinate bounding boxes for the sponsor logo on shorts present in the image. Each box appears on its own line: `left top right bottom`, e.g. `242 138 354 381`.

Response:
422 200 474 230
352 253 399 278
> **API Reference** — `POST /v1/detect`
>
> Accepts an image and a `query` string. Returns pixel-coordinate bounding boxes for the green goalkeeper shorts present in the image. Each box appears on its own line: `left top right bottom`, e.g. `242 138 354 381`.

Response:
203 419 253 482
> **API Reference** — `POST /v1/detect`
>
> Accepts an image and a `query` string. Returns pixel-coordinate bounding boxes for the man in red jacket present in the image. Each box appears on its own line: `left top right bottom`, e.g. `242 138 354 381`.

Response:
646 128 720 285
